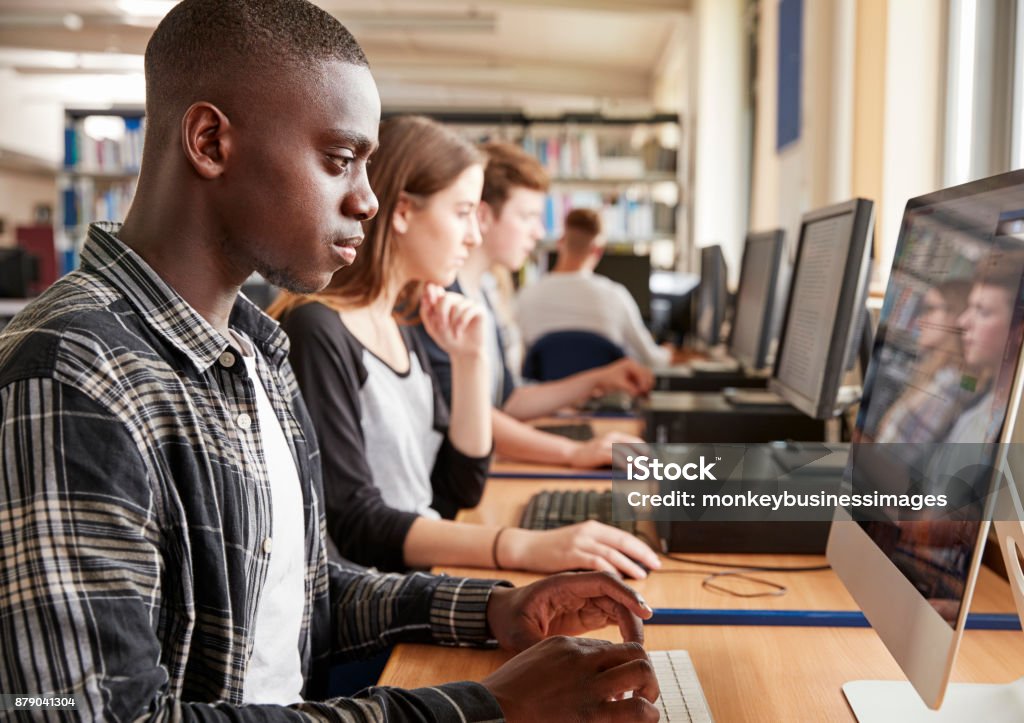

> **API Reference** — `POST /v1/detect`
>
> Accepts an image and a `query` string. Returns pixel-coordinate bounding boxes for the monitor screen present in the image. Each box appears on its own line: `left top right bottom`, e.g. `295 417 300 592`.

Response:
594 252 652 320
828 170 1024 710
695 245 727 346
771 199 874 419
729 230 785 370
855 184 1024 627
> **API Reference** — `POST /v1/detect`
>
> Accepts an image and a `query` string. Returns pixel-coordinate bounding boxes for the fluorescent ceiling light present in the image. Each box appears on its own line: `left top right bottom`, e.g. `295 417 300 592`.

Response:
344 11 496 34
116 0 178 19
0 47 143 72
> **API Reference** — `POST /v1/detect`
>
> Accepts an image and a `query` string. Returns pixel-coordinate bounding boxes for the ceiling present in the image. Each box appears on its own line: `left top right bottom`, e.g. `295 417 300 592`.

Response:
0 0 690 113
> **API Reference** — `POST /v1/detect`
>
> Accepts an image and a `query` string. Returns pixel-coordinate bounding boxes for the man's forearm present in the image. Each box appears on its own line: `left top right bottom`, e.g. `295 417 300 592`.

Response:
492 408 576 465
501 369 601 420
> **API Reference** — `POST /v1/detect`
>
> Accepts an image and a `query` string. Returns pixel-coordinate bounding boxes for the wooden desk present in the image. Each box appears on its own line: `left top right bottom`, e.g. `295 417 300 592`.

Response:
381 478 1024 720
381 625 1024 721
430 478 1015 614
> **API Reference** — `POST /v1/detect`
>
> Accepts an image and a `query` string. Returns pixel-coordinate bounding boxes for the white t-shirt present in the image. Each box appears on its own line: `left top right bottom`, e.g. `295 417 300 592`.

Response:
359 347 444 518
233 332 306 705
515 270 671 368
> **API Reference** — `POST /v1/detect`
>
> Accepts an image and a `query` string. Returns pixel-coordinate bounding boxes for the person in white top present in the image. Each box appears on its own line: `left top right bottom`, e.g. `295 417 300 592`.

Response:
516 208 672 368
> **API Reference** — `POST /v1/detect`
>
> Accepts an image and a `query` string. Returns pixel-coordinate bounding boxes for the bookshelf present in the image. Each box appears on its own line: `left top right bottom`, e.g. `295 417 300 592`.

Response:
387 110 686 269
55 109 685 273
58 108 144 273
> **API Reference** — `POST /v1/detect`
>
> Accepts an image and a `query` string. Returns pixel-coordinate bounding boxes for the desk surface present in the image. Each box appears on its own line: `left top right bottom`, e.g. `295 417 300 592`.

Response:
381 625 1024 721
380 474 1024 720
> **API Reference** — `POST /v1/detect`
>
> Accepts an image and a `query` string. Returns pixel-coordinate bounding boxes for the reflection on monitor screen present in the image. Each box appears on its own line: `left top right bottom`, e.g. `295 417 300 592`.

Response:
695 245 727 346
729 230 784 370
829 170 1024 716
855 202 1024 627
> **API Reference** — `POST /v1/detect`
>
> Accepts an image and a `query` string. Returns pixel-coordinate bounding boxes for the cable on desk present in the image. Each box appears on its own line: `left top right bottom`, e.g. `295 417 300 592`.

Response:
635 531 831 599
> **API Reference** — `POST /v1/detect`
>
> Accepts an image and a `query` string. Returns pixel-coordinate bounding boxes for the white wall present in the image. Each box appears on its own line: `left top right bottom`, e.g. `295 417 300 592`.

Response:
0 69 65 164
0 170 56 247
750 0 944 289
689 0 748 286
0 68 147 165
750 0 855 262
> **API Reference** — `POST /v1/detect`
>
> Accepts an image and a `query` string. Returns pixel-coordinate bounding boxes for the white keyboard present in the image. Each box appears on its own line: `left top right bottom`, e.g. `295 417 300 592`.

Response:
650 650 714 722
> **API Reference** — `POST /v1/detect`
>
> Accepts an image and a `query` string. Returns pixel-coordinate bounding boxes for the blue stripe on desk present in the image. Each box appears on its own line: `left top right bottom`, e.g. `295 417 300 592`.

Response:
648 608 1022 630
488 470 615 480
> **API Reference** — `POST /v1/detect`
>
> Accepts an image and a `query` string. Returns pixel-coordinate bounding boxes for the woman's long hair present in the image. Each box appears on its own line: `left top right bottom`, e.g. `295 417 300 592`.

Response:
267 115 484 319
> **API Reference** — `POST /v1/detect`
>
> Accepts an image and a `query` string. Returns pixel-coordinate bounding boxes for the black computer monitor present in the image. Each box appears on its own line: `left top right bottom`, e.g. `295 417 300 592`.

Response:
770 198 875 419
593 252 652 320
693 245 728 347
0 248 37 298
728 230 786 371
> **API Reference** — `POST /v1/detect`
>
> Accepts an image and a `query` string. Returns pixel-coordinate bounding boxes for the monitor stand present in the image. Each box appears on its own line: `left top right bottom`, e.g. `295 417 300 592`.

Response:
843 679 1024 722
844 520 1024 721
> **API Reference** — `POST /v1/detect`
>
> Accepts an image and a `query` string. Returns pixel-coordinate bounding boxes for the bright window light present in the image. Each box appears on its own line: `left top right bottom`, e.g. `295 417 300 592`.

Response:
952 0 977 184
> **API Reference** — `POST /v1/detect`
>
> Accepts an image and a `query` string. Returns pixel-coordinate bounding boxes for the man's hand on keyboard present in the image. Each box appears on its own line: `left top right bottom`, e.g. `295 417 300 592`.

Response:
481 636 660 722
499 521 661 579
486 571 653 650
569 431 644 469
588 358 655 398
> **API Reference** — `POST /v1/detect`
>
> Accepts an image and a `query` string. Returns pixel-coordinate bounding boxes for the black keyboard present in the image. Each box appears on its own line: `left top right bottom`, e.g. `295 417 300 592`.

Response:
534 423 595 441
519 489 636 534
580 390 635 413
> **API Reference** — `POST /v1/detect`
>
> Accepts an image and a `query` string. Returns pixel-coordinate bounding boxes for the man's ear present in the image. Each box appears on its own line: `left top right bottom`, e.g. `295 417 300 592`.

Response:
477 201 496 235
181 101 232 179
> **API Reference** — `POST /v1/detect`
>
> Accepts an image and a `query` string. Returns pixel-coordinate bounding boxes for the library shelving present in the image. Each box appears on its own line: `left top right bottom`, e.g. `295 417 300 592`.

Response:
385 110 686 268
58 108 144 273
56 109 685 276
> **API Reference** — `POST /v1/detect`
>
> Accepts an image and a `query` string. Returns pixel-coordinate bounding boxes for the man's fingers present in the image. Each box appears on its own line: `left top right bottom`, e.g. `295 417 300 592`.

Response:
545 571 654 620
588 596 646 645
595 658 660 705
599 696 661 723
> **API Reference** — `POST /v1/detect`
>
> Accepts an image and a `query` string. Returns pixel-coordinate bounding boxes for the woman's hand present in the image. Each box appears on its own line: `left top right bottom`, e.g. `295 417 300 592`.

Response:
498 521 662 580
420 283 486 360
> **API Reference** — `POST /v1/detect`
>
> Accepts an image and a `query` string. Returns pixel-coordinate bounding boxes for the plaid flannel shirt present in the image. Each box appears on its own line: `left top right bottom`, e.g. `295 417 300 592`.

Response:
0 223 506 721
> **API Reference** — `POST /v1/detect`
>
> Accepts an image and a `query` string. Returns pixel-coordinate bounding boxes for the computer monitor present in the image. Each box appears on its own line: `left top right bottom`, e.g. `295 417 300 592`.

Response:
0 248 36 298
693 244 728 347
828 169 1024 718
593 252 652 320
770 199 875 419
727 230 786 371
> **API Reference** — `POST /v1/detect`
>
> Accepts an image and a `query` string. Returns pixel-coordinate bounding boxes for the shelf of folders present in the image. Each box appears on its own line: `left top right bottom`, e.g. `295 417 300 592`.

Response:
521 124 680 243
58 110 144 273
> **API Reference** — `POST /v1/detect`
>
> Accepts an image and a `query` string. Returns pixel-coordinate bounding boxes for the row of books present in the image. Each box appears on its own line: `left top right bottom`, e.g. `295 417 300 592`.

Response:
63 116 145 173
543 190 675 241
61 179 137 228
522 133 676 180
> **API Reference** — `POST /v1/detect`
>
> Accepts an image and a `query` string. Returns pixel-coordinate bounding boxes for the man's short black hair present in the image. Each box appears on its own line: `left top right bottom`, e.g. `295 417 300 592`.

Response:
144 0 368 134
